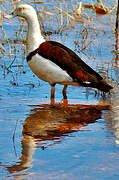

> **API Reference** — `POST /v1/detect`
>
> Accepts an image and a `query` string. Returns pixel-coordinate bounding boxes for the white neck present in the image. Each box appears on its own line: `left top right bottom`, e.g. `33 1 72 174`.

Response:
26 12 45 54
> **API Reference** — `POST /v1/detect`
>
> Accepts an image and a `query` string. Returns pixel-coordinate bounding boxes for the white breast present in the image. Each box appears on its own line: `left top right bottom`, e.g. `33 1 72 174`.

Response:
28 54 73 85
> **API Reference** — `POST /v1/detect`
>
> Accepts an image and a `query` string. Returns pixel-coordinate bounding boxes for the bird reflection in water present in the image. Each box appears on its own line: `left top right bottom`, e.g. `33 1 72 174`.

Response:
6 102 109 177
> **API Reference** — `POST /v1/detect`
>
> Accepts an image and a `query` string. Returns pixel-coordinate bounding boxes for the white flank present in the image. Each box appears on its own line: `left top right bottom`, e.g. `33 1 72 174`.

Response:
28 54 73 85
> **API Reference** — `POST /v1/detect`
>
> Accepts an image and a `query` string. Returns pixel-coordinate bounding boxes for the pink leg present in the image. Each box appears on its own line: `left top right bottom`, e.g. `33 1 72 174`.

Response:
50 85 55 105
62 85 68 106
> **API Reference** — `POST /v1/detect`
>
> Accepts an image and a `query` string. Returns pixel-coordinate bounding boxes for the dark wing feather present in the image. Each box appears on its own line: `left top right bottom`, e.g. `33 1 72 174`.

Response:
37 41 103 84
27 41 112 92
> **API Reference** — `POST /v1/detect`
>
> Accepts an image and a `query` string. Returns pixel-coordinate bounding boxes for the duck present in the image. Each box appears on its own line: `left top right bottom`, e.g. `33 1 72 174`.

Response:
6 3 113 105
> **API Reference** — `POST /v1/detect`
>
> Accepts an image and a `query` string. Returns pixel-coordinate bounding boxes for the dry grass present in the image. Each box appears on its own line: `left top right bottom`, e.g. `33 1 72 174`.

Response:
0 0 117 54
0 0 118 85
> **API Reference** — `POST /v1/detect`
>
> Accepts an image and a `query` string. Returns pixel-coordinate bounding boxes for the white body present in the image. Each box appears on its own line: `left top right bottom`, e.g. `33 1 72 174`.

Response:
28 54 74 85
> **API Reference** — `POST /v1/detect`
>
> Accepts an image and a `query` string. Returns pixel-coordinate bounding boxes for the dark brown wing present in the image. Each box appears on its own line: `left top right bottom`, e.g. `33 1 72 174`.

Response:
37 41 103 84
27 41 112 92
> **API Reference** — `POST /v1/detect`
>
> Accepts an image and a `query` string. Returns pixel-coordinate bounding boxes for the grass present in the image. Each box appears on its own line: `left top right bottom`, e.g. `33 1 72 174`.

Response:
0 0 118 86
0 0 117 53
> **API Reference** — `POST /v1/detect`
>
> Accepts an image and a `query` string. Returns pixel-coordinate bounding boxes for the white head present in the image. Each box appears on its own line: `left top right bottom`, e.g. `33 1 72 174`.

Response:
11 4 37 21
6 3 45 53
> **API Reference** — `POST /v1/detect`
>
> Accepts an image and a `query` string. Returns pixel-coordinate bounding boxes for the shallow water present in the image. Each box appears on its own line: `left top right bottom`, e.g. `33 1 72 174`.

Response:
0 0 119 179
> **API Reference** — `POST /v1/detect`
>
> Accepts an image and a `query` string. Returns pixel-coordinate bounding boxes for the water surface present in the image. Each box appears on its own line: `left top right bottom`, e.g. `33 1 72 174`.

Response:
0 0 119 179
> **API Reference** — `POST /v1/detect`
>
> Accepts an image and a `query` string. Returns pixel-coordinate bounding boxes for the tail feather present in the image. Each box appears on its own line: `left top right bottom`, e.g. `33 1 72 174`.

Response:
89 80 113 93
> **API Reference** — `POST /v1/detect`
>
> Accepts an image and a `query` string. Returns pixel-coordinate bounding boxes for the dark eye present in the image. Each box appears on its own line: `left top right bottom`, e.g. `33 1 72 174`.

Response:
18 7 25 11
